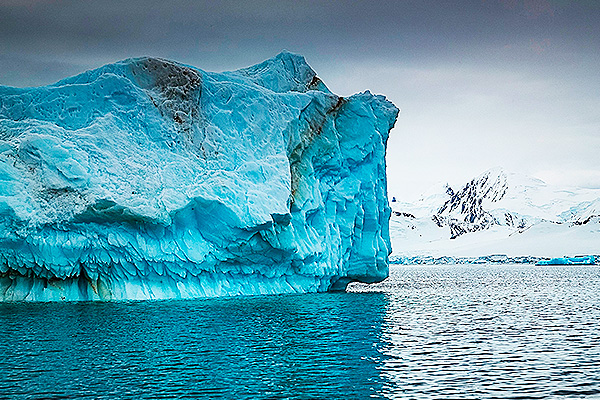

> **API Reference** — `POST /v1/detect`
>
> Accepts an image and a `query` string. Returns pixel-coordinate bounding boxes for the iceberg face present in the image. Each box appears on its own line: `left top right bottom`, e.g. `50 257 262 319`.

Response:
0 52 398 301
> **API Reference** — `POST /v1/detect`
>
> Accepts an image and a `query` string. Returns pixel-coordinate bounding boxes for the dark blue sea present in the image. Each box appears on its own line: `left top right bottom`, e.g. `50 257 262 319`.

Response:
2 265 600 399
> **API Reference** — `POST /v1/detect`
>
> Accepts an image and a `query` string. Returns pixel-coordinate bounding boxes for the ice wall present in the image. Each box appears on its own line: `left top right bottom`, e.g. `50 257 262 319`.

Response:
0 52 398 301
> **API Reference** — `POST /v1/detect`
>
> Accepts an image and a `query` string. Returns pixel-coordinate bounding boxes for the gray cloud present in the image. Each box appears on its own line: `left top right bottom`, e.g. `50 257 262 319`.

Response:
2 0 599 80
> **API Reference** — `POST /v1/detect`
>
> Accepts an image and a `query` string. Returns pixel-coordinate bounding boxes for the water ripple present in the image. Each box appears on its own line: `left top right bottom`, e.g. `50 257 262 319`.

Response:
350 264 600 399
1 265 600 399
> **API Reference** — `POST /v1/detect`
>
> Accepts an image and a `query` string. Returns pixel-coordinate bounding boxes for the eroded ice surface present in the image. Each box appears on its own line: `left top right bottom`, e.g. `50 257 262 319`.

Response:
0 52 398 301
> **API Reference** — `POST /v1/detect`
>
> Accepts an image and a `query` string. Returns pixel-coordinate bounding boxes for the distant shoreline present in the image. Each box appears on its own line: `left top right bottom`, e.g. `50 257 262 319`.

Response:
390 254 599 265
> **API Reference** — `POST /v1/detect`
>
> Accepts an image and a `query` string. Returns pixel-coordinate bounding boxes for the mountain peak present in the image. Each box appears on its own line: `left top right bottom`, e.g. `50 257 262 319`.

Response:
478 166 506 178
434 167 511 238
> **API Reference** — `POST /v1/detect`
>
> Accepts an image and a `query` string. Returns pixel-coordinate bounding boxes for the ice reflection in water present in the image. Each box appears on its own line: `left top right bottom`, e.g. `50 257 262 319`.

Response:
1 265 600 399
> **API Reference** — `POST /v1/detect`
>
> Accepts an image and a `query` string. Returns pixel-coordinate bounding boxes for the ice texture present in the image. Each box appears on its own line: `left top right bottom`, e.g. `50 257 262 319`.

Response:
0 52 398 301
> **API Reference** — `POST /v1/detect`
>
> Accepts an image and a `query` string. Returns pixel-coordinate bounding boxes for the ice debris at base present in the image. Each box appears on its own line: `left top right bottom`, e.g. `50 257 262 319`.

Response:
0 51 399 301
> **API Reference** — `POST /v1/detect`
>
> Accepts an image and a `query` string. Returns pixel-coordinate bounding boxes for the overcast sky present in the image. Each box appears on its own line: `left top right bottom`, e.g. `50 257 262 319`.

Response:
1 0 599 200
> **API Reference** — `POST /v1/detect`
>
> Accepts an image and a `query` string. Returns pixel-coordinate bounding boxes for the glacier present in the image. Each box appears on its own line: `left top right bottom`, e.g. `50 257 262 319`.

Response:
0 51 399 301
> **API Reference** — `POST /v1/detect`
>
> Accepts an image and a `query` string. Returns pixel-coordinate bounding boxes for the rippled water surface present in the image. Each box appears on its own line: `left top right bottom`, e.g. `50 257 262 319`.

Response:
2 265 600 399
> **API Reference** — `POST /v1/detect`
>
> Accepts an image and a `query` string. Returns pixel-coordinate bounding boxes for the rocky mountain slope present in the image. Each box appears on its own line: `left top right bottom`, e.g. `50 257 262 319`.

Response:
390 168 600 258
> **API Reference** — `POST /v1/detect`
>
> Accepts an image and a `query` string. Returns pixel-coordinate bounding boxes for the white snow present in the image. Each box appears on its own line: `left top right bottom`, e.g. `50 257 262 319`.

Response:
390 167 600 259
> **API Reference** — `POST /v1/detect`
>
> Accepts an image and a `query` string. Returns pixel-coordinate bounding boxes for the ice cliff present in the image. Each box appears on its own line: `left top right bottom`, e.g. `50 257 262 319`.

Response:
0 52 398 301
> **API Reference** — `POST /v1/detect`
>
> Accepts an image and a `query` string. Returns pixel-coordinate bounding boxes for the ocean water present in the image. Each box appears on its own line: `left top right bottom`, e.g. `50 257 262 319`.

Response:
1 264 600 399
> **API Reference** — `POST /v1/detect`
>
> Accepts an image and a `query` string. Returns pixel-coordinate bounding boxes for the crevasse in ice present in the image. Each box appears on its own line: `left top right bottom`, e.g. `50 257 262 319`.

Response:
0 52 398 300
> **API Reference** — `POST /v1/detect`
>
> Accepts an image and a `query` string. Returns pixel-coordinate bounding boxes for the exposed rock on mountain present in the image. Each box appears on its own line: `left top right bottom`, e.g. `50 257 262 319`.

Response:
390 167 600 258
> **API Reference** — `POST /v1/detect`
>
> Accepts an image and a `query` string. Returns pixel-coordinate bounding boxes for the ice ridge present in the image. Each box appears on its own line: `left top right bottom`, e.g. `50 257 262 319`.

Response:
0 52 398 301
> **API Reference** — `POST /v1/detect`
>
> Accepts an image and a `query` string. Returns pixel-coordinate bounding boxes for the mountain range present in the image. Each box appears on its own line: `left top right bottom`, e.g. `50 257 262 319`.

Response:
389 167 600 259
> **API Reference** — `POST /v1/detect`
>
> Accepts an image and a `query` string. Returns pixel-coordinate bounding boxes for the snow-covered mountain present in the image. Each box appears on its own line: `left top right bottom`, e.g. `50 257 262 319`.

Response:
390 167 600 258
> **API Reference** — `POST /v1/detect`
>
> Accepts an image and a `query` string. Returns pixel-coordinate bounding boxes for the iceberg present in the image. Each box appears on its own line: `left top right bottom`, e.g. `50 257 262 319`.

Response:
0 52 398 301
535 256 596 266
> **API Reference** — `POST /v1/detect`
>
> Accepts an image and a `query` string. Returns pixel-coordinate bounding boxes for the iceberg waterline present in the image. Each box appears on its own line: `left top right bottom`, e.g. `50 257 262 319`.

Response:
0 52 399 301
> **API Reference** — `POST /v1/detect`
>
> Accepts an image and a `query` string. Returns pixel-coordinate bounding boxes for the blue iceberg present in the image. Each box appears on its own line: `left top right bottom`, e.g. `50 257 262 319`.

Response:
536 256 596 266
0 52 398 301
